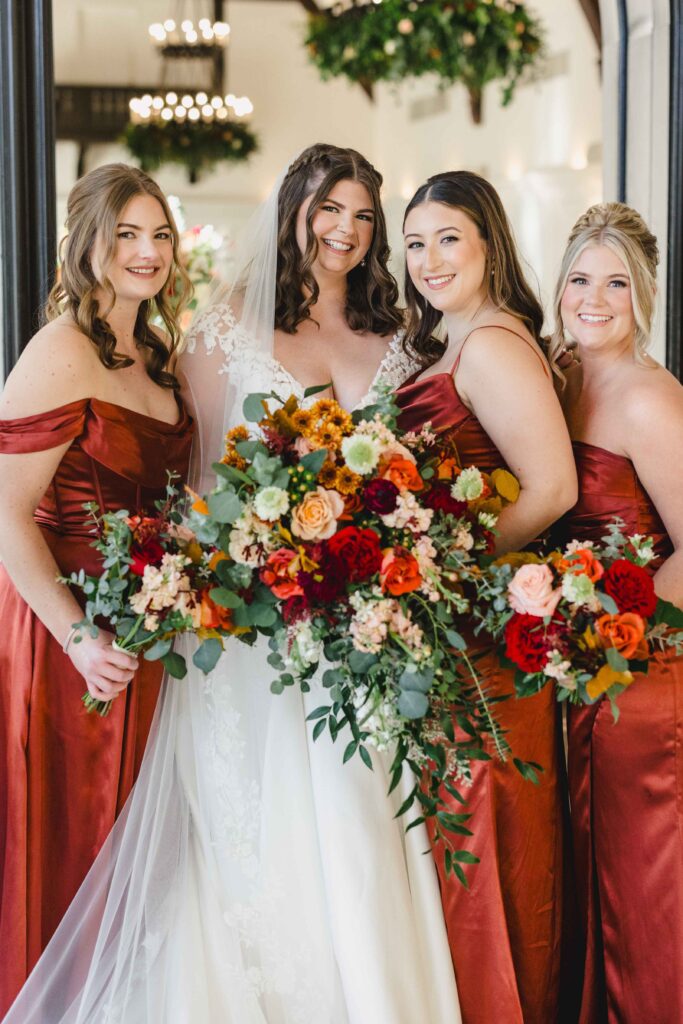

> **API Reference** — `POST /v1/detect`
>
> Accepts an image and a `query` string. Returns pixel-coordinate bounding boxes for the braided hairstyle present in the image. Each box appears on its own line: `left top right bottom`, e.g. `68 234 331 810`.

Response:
550 202 659 373
274 143 402 336
45 163 191 389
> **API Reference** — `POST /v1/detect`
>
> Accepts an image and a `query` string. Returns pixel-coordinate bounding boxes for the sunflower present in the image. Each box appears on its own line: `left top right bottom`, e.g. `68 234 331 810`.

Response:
318 460 339 488
292 408 314 434
311 424 343 450
327 408 353 432
335 465 363 495
222 424 250 470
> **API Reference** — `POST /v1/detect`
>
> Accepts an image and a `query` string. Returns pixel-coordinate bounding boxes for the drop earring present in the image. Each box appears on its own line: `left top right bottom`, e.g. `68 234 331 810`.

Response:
360 258 367 267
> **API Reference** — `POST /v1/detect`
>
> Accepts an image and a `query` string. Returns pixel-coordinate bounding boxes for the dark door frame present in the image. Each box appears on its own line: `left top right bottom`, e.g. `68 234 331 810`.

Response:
667 0 683 379
0 0 56 376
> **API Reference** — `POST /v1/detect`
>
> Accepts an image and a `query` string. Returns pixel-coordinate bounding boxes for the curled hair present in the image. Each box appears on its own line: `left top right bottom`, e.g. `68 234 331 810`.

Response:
274 143 402 336
550 201 659 376
45 163 192 390
402 170 545 365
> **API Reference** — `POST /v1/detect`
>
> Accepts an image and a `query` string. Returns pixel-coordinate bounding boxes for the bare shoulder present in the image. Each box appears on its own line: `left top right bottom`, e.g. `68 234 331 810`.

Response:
621 362 683 443
0 318 101 418
460 318 547 378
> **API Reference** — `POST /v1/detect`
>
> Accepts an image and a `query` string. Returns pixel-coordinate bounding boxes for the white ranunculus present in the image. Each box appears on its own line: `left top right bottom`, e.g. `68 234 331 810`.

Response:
341 434 381 475
254 485 290 522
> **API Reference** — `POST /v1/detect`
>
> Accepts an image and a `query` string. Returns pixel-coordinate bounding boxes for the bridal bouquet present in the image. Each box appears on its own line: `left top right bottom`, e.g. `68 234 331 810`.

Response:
185 383 536 879
471 520 683 715
63 477 247 715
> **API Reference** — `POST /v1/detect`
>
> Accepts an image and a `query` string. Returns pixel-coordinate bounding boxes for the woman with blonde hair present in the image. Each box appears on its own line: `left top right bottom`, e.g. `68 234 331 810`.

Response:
396 170 578 1024
552 201 683 1023
0 162 193 1014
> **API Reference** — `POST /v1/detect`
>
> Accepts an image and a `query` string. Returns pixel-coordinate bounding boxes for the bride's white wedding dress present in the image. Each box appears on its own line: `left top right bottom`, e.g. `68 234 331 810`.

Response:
4 306 461 1024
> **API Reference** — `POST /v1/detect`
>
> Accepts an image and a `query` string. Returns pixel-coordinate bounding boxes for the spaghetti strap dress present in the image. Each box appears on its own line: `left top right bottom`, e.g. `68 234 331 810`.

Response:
0 396 193 1016
396 326 570 1024
560 441 683 1024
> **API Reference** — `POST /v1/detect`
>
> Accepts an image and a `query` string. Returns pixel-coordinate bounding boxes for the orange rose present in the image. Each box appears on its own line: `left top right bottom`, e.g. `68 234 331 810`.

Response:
260 549 303 599
200 590 234 631
340 492 363 520
380 546 422 596
596 612 648 659
557 547 604 582
381 455 423 493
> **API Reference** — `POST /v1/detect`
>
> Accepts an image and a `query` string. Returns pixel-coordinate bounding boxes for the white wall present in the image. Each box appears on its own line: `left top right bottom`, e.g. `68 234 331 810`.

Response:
54 0 603 328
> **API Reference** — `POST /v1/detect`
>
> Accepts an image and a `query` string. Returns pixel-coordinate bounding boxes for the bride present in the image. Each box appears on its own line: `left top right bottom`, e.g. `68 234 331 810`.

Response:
4 145 461 1023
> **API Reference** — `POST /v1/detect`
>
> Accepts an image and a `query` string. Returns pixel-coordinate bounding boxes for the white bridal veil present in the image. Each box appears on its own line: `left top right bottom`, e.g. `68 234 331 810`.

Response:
4 154 461 1024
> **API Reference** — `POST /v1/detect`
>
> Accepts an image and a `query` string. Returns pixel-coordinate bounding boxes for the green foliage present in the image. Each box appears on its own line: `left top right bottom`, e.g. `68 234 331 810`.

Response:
123 118 258 183
305 0 545 121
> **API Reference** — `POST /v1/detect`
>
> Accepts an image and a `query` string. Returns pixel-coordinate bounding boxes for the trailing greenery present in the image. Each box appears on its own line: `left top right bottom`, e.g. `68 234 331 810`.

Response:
305 0 544 122
123 119 258 183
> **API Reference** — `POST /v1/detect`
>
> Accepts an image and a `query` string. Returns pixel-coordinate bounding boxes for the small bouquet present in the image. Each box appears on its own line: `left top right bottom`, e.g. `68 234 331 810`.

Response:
472 521 683 714
187 383 536 880
63 478 248 715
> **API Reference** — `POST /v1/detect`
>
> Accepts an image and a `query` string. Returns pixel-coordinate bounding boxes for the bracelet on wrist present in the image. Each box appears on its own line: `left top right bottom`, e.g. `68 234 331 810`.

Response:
62 626 78 655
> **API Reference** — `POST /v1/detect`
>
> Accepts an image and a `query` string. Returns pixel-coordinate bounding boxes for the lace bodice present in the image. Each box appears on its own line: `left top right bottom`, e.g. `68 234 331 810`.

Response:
185 301 415 413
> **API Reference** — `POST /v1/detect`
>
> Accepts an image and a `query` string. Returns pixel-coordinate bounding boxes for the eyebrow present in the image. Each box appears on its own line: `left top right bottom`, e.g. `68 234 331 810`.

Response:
570 269 629 279
404 226 462 239
320 198 374 215
117 222 172 231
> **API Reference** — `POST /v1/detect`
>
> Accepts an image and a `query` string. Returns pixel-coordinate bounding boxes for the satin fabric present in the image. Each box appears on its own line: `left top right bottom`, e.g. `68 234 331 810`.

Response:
396 369 569 1024
0 397 193 1016
562 442 683 1024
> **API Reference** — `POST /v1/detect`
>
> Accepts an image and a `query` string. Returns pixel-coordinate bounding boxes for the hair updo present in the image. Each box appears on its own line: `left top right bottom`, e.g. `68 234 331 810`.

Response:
550 201 659 371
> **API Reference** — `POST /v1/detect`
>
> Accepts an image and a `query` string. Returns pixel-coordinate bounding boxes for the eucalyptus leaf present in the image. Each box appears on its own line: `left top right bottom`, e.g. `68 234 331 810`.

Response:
235 439 267 460
606 645 629 672
209 587 242 609
143 637 173 661
242 392 271 422
597 591 620 615
300 448 328 475
399 667 434 693
397 690 429 719
445 629 467 651
161 651 187 679
192 638 223 674
348 650 378 674
208 490 242 524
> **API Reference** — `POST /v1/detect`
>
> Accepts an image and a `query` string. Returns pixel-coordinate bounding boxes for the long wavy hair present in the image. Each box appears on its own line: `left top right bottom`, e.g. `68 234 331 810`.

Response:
274 143 402 336
45 163 191 390
550 202 659 376
402 171 545 365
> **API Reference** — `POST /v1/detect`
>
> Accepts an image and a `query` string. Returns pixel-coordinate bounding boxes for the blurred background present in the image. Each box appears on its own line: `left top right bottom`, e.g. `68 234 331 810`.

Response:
1 0 680 383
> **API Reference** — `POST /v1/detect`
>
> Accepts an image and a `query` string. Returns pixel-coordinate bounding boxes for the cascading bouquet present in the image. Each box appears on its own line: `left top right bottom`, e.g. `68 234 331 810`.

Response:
63 477 253 715
184 383 538 879
470 520 683 715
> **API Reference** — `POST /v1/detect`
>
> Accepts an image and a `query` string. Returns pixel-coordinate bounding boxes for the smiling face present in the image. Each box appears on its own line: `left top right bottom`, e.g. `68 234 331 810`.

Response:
560 244 636 355
296 178 375 278
404 201 488 316
92 193 174 307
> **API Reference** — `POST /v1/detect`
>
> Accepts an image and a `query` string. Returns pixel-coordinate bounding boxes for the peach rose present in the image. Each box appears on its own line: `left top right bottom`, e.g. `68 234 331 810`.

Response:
596 612 648 659
381 455 423 493
290 486 345 541
380 546 422 596
508 563 561 618
558 547 604 582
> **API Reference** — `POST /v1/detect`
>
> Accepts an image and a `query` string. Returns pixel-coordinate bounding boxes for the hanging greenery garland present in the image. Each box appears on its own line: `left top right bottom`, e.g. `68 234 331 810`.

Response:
305 0 544 123
123 118 258 184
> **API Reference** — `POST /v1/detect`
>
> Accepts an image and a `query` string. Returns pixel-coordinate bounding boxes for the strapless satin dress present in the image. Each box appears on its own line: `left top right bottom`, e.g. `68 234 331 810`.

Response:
397 371 570 1024
560 442 683 1024
0 397 193 1016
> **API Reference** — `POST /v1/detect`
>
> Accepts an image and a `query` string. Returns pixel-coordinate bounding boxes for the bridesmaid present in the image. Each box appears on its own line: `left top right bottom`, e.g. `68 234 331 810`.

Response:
551 202 683 1023
0 163 194 1014
396 170 578 1024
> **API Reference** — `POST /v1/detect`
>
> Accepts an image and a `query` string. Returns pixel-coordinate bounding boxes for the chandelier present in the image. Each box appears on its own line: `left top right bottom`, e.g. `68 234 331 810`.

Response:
125 1 257 181
148 16 231 57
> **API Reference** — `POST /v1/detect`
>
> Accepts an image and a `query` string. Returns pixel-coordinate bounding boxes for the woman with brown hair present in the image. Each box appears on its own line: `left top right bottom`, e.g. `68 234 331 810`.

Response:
3 145 460 1023
395 170 578 1024
0 162 193 1014
552 202 683 1023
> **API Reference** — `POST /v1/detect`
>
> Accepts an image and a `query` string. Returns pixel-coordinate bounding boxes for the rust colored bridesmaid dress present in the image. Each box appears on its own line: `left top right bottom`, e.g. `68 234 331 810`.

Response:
0 397 193 1016
396 329 570 1024
561 442 683 1024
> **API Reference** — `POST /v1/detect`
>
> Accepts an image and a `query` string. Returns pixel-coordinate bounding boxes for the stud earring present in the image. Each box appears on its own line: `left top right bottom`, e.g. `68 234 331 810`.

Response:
360 258 367 267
